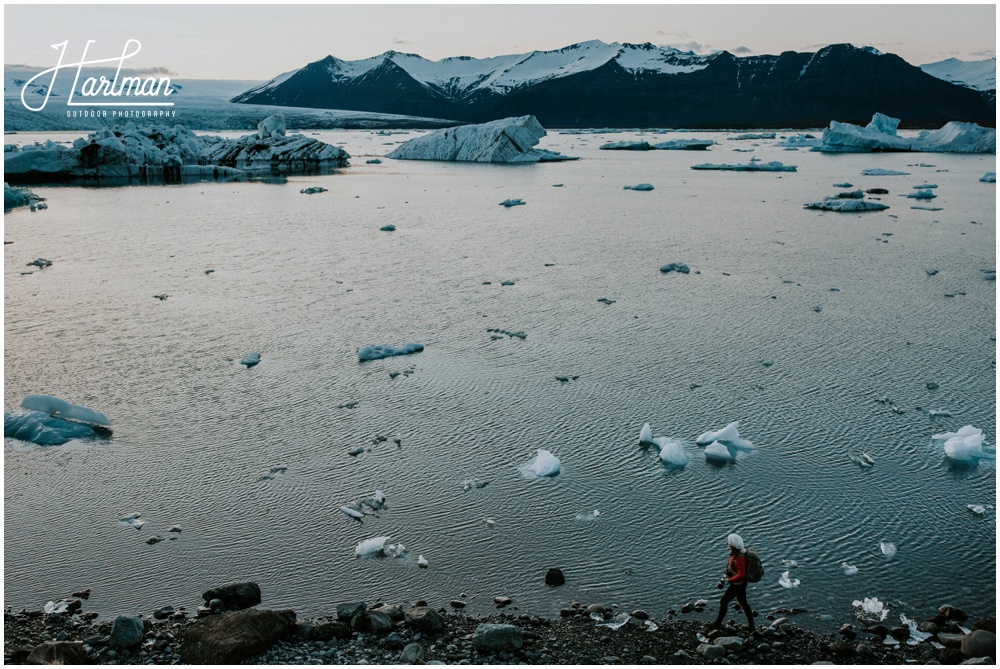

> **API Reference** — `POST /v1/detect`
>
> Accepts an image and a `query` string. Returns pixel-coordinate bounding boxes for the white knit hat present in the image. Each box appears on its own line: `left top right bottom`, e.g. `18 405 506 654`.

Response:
727 533 745 552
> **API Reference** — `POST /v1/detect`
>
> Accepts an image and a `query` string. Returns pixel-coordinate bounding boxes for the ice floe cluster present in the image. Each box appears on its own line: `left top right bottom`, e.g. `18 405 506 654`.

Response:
387 116 577 163
696 421 756 463
639 422 690 468
819 113 996 153
3 114 350 182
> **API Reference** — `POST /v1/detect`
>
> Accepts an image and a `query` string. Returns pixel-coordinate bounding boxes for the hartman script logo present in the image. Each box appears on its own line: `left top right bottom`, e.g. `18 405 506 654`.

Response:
21 40 175 112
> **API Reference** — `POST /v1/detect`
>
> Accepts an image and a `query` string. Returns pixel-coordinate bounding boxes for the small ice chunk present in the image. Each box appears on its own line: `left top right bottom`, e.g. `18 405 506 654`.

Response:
966 504 987 515
44 601 69 614
780 559 799 568
901 614 932 644
905 189 937 200
861 168 911 176
704 441 734 462
499 198 525 207
639 422 654 445
980 172 996 183
803 198 890 212
355 536 391 557
120 513 145 530
358 341 424 361
852 596 888 622
4 410 103 445
340 506 364 521
366 159 382 164
644 619 658 632
654 436 689 468
383 541 406 558
659 262 690 274
837 189 865 199
256 465 287 481
929 409 951 417
461 478 490 491
417 555 429 568
240 352 261 367
575 510 601 522
484 517 496 527
623 183 654 191
600 140 654 150
521 449 561 477
833 182 854 188
880 541 897 558
379 224 396 232
596 612 631 629
299 186 328 195
778 571 800 588
695 421 754 449
841 562 859 575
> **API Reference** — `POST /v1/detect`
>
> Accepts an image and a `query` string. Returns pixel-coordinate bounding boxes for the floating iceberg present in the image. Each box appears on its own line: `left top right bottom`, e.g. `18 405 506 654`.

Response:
499 198 526 207
366 158 382 164
575 509 601 522
704 441 734 463
379 224 396 232
654 139 713 150
819 113 995 153
981 172 996 183
690 161 796 172
340 505 364 521
4 410 104 445
778 571 800 588
836 189 864 199
623 183 654 191
20 394 111 427
358 341 424 361
695 421 754 449
775 134 821 148
659 262 690 274
905 189 937 200
5 119 349 183
932 425 995 462
733 132 775 140
299 186 327 195
841 562 859 575
119 512 145 530
387 116 577 163
417 555 429 568
256 465 287 481
861 168 910 176
4 182 41 211
355 536 392 557
803 198 890 212
240 352 261 367
853 597 888 622
639 422 654 445
833 182 854 188
655 436 689 468
600 140 654 151
522 448 561 477
880 541 897 558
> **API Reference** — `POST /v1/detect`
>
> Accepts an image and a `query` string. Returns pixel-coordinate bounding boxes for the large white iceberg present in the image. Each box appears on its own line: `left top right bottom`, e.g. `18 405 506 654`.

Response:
357 341 424 361
819 113 995 154
387 116 577 163
5 118 349 182
932 425 995 462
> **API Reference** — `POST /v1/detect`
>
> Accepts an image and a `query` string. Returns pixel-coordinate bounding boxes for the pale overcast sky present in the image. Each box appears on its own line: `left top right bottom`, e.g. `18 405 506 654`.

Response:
4 3 996 81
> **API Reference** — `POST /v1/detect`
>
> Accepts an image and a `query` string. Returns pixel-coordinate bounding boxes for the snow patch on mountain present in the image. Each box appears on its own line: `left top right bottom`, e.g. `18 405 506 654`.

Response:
920 57 996 92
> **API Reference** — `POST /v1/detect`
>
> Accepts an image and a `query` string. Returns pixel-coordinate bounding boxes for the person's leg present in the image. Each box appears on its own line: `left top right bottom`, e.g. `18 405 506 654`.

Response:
735 584 754 629
714 585 737 626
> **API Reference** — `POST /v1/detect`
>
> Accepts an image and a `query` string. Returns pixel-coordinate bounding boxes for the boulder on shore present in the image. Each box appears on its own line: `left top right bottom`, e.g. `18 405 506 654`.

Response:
961 630 996 659
403 606 445 633
180 608 296 664
473 623 524 652
202 581 262 611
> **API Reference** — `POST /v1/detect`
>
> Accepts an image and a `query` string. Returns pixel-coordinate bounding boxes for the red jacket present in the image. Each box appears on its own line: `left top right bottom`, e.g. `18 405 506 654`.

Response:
727 554 747 584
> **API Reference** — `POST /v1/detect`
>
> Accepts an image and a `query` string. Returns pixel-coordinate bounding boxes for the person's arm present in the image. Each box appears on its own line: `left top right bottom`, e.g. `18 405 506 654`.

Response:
728 555 747 583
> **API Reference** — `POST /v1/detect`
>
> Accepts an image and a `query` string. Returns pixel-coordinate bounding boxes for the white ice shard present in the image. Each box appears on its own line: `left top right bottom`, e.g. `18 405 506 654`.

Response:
880 541 897 558
387 116 577 163
981 172 996 182
4 410 105 446
340 506 364 521
654 436 689 468
778 571 800 588
928 410 951 417
695 421 754 449
654 139 713 150
841 562 859 575
372 489 386 510
900 613 932 645
256 465 287 481
600 140 654 150
355 536 391 557
691 161 796 172
852 596 888 622
819 113 995 153
417 555 429 568
932 425 995 462
20 394 111 427
240 352 261 367
44 601 70 615
358 341 424 361
704 441 734 462
623 183 654 191
967 504 987 515
524 449 561 477
596 612 631 629
257 113 286 139
803 198 890 212
780 559 799 568
639 422 654 445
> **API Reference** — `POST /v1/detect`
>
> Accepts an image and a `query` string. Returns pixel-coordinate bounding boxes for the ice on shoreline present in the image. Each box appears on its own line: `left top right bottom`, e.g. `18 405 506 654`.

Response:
387 116 577 163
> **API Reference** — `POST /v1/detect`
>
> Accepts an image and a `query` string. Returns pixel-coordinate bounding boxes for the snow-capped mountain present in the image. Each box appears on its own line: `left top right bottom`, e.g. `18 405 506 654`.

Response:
920 57 996 93
232 41 996 128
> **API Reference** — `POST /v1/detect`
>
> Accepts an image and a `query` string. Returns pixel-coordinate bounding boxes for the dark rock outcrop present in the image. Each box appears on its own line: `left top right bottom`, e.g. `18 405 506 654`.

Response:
403 606 445 634
25 641 89 664
472 623 524 652
180 608 296 664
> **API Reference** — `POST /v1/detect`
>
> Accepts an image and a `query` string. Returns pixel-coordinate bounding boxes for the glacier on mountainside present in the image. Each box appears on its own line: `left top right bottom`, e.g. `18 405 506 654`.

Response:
818 113 995 153
4 115 350 182
387 116 577 163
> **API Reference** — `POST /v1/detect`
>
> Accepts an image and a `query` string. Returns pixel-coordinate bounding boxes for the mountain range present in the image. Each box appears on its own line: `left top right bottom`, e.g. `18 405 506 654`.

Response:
231 41 996 128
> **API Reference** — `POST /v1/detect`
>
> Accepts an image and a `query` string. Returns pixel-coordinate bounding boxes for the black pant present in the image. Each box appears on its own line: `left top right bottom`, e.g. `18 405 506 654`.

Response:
714 582 754 628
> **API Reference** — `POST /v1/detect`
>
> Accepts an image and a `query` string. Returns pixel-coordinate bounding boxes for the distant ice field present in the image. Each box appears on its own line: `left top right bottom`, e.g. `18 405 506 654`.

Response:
4 129 996 629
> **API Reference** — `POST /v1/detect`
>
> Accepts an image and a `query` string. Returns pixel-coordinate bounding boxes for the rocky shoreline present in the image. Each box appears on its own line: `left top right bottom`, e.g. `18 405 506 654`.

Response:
4 582 995 665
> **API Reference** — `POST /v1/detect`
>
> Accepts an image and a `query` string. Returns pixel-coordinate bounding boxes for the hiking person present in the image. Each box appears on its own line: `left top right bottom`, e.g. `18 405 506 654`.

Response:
711 533 756 633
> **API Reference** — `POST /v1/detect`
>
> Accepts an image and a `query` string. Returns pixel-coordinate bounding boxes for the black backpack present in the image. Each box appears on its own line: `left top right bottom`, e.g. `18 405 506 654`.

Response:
745 548 764 583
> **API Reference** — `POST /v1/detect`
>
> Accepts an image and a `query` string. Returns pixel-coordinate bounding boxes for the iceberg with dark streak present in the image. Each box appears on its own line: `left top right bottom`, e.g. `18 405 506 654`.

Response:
387 116 577 163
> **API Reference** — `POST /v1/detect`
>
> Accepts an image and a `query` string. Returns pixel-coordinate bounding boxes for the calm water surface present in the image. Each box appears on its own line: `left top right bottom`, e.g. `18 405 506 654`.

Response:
4 129 996 628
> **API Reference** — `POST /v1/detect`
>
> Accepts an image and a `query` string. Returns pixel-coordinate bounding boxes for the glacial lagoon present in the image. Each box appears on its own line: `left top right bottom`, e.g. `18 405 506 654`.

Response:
4 129 995 628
